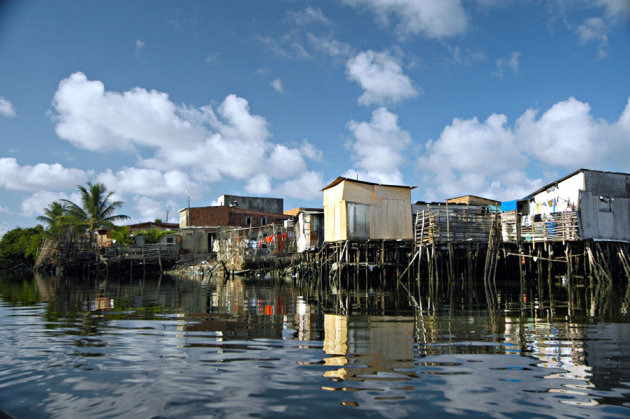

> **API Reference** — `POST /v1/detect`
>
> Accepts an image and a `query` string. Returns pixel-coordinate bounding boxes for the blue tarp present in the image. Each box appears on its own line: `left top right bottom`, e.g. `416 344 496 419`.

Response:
501 200 517 212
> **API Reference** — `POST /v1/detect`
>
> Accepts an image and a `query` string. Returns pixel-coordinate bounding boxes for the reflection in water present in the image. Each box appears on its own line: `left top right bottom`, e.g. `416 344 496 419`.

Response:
322 314 415 385
0 271 629 417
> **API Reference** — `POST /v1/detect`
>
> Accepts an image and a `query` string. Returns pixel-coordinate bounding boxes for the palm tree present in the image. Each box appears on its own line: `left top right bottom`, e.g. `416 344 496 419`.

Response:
61 182 129 234
37 201 68 231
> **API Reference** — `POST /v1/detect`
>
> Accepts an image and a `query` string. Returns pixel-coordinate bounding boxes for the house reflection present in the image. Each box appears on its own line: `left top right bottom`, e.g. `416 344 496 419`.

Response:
322 314 415 382
503 318 599 406
181 277 290 340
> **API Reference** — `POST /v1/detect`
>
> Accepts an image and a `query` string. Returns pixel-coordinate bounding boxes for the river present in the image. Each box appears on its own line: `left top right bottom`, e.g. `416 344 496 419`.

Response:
1 271 629 418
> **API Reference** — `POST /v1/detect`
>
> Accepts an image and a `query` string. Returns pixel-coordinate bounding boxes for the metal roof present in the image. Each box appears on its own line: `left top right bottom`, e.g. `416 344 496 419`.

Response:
321 176 416 191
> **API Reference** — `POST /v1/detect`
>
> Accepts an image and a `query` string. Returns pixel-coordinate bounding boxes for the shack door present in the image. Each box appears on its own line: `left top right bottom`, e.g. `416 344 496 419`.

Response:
347 202 370 240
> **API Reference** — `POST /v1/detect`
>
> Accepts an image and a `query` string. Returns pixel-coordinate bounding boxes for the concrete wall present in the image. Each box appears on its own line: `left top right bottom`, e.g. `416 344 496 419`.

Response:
527 172 584 215
180 228 215 254
217 194 283 214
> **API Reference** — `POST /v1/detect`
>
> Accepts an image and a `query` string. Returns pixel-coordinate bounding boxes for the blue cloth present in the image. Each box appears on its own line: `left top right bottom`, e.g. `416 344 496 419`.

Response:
501 200 517 212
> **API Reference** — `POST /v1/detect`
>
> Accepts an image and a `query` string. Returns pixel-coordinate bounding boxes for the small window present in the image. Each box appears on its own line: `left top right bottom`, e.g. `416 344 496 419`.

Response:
166 237 174 243
260 217 268 226
598 196 613 212
245 216 252 226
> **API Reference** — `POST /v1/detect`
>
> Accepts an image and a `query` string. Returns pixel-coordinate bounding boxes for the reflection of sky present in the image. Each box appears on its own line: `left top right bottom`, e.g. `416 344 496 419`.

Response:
3 274 630 417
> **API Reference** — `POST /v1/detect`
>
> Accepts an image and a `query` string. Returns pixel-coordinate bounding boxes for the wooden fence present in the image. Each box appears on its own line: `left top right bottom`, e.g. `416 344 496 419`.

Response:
501 210 580 243
415 205 498 246
215 224 297 271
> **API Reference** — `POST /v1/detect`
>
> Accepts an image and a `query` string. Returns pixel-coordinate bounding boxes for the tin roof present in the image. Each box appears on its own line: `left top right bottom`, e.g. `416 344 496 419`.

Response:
321 176 416 191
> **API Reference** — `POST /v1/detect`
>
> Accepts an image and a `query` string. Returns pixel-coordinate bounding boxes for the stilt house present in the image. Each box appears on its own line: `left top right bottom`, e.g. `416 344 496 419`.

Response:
284 207 324 253
414 196 500 246
502 169 630 243
322 177 415 242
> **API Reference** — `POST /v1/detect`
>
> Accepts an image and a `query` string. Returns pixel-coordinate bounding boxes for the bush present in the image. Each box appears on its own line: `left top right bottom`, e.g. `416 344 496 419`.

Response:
0 226 45 269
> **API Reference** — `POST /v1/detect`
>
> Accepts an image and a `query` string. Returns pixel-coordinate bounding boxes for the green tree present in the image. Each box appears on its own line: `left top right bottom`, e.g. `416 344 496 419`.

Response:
37 201 69 236
135 228 175 244
62 182 129 233
111 225 134 246
0 226 45 269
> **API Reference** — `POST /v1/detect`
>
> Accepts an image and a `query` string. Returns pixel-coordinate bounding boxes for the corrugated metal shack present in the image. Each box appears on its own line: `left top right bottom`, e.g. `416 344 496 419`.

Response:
322 177 415 242
501 169 630 243
296 177 416 290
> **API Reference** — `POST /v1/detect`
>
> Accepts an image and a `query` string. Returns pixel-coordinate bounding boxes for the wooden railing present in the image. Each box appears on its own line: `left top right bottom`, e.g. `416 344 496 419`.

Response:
500 210 580 243
415 205 498 245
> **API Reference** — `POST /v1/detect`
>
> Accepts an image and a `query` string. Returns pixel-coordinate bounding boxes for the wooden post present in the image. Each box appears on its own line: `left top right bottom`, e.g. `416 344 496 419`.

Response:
536 246 543 311
381 240 385 288
518 244 525 310
565 243 573 317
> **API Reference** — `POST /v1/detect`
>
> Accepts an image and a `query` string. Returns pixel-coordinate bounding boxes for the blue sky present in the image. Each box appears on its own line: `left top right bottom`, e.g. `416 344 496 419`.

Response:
1 0 629 236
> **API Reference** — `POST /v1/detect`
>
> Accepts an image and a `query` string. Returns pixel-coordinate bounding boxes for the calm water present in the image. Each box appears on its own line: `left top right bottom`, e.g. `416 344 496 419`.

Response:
1 271 629 418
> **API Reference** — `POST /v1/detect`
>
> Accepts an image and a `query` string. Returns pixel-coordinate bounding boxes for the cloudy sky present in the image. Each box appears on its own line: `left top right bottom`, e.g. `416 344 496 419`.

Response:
1 0 629 236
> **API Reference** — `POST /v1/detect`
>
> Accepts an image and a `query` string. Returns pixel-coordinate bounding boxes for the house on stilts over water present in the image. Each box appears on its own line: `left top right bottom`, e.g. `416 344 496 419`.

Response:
496 169 630 316
313 177 416 284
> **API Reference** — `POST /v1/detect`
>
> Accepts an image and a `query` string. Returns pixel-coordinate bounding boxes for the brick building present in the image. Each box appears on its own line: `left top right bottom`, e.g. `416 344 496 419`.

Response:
179 205 291 257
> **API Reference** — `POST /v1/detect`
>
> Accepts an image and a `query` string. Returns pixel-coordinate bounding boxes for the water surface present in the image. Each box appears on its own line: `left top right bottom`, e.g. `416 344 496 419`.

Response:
1 272 629 417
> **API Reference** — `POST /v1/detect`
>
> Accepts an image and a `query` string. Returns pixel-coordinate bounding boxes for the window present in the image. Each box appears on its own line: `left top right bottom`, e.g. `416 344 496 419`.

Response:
166 237 174 243
245 216 252 226
598 196 613 212
260 217 268 226
347 202 370 240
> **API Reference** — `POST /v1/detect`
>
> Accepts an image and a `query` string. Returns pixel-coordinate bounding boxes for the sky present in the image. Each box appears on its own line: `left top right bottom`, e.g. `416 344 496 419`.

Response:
0 0 629 236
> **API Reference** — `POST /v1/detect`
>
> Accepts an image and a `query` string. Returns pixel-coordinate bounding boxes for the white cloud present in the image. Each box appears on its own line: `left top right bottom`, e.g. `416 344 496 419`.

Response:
0 206 10 214
343 0 468 38
245 173 272 195
577 17 608 57
516 97 611 168
266 145 307 179
306 33 353 58
492 52 521 77
135 39 146 59
0 158 88 191
418 96 630 201
446 45 486 65
133 196 178 222
287 7 331 26
300 139 323 161
52 72 207 151
346 50 419 106
0 97 16 118
597 0 630 20
257 34 310 60
96 167 200 197
271 79 284 94
346 107 411 185
274 171 324 200
52 72 312 191
418 112 536 200
20 191 79 217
